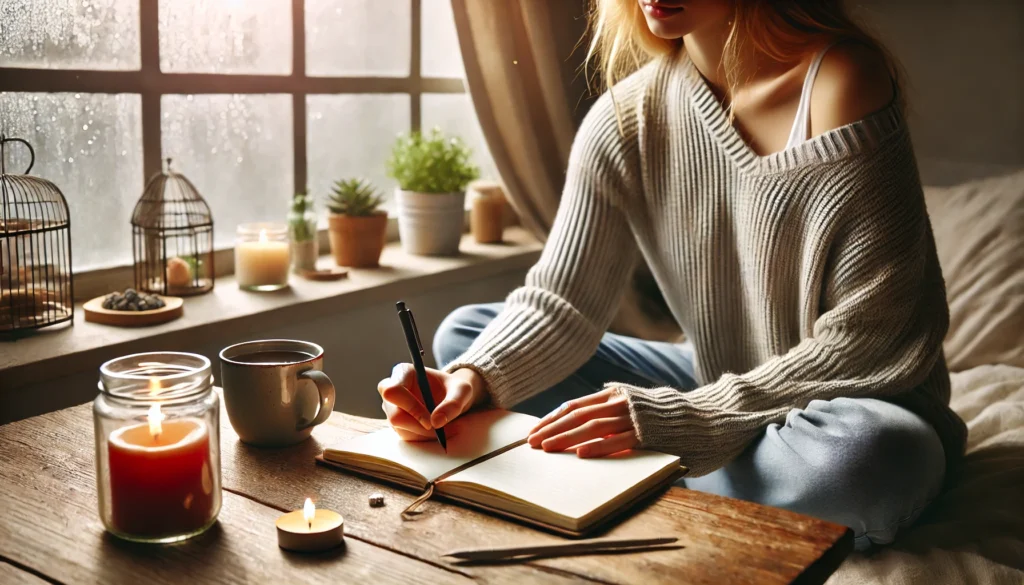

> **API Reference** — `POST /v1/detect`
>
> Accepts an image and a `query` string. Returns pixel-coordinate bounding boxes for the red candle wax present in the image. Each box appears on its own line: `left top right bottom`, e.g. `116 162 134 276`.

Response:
107 418 215 537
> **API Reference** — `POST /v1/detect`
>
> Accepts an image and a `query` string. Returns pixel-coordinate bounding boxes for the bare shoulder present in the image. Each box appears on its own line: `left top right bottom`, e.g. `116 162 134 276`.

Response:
810 41 895 135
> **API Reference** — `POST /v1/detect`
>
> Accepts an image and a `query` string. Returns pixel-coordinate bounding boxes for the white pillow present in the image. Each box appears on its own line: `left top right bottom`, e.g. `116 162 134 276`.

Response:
924 170 1024 370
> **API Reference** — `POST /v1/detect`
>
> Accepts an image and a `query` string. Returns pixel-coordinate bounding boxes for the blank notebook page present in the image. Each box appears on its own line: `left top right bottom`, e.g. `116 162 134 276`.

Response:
326 410 538 482
442 443 681 519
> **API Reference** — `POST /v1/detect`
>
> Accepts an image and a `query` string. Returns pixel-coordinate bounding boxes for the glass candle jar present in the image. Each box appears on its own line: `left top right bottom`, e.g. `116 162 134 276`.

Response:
94 352 221 543
235 222 290 291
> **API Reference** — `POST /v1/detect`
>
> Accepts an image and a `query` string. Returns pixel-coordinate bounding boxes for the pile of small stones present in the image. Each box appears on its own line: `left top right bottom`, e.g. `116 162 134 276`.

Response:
101 289 166 312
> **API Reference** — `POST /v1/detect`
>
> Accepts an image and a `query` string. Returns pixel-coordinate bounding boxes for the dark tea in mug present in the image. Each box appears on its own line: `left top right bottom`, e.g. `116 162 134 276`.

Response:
231 350 314 365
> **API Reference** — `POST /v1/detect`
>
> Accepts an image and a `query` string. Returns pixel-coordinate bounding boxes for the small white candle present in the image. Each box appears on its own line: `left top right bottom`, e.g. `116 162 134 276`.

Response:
235 225 290 291
276 498 344 552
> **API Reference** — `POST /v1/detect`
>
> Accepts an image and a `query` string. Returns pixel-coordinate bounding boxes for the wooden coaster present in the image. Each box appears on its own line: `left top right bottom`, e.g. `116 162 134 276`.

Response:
83 295 183 327
298 267 349 281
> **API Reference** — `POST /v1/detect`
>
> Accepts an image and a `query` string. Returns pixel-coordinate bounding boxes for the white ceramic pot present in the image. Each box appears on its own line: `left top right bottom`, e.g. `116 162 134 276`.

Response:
395 189 465 256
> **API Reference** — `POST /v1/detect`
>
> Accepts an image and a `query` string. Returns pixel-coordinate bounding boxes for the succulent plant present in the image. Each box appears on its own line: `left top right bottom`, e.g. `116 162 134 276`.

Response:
327 179 385 217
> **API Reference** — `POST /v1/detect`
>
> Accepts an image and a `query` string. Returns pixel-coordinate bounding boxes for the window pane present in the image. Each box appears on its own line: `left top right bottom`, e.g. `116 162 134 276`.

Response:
159 0 291 74
422 94 497 182
162 95 294 248
305 0 410 77
0 0 139 70
421 0 463 78
306 94 410 211
0 92 143 270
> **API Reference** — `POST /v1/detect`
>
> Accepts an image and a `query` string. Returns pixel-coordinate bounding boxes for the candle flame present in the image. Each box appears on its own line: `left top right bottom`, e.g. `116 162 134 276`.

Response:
148 403 165 439
303 498 315 530
258 228 268 243
148 377 161 396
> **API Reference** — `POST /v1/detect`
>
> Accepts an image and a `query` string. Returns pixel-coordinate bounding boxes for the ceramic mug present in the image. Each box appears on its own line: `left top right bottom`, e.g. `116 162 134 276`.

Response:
219 339 336 447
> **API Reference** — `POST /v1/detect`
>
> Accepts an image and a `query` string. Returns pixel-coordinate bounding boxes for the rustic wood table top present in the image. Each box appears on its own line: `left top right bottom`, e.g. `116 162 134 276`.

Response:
0 401 852 584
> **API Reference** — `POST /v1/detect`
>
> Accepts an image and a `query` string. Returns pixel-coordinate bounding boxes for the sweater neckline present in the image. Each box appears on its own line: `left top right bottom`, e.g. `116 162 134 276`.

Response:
676 56 905 176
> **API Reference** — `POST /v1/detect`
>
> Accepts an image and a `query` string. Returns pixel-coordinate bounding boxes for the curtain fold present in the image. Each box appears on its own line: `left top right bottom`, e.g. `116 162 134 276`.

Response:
450 0 583 239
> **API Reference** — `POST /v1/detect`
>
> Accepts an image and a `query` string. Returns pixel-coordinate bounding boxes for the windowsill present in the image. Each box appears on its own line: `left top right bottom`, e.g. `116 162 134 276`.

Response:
71 209 508 302
0 228 541 392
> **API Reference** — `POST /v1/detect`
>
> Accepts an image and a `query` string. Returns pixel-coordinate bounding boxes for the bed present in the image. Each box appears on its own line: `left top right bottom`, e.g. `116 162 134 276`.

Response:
827 170 1024 583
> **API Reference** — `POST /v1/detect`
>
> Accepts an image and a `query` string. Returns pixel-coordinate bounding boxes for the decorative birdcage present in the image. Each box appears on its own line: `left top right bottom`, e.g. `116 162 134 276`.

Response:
0 136 75 333
131 159 214 296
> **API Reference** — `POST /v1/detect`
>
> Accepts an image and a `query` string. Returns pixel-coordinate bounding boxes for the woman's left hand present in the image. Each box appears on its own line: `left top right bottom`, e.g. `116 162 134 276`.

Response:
526 388 638 458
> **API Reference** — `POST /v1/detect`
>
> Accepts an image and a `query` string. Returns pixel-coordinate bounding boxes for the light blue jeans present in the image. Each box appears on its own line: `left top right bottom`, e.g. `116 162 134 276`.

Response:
433 303 946 550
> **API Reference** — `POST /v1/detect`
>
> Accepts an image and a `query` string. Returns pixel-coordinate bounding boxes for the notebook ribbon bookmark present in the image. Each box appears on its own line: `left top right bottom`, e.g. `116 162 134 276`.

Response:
399 438 528 520
401 482 435 518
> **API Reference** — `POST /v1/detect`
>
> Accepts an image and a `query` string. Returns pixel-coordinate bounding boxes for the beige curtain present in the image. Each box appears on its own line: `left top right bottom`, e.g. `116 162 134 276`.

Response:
452 0 681 341
450 0 586 239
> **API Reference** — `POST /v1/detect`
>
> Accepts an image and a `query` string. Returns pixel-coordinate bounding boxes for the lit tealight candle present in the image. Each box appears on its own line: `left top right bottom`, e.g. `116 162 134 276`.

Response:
276 498 344 552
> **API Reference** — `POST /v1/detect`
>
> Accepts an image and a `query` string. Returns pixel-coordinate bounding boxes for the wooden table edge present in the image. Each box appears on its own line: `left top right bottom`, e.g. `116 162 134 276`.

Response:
793 527 854 585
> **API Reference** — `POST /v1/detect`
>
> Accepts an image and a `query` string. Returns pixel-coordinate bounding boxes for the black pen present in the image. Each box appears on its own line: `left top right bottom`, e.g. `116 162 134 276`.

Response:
395 301 447 451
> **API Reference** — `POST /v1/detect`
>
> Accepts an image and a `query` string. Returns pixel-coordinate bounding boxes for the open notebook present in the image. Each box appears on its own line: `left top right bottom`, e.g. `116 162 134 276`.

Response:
319 410 686 536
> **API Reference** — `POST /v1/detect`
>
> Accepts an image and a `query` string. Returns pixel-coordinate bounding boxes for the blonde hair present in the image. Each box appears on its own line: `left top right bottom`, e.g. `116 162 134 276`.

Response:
586 0 901 111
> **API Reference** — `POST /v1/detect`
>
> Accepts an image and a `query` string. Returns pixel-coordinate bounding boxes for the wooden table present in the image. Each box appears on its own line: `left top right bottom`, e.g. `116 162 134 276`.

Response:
0 402 852 584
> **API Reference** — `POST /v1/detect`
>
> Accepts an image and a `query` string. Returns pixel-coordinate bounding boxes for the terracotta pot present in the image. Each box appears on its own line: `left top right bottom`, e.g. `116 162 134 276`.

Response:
327 213 388 268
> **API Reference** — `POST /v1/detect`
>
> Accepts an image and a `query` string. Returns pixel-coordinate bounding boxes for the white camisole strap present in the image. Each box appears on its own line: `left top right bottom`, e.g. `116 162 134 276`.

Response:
784 45 835 150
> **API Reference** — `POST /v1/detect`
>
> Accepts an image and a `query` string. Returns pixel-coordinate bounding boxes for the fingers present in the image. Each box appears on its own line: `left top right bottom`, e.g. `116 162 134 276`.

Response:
388 363 417 394
431 378 474 429
379 363 474 437
423 368 450 405
527 400 624 448
576 431 639 458
384 401 465 442
382 402 435 440
377 364 431 429
539 416 634 453
394 427 433 442
528 389 616 435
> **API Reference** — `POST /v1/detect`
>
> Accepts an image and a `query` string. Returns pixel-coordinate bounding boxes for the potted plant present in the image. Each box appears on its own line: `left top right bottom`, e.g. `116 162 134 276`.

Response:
326 178 387 268
386 128 480 256
288 189 318 272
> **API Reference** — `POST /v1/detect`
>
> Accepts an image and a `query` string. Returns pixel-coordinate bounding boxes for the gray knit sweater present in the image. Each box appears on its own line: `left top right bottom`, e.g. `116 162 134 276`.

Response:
445 55 967 476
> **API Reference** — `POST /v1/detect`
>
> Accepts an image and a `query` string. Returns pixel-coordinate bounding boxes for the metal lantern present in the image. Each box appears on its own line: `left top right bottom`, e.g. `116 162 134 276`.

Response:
131 159 214 296
0 135 74 333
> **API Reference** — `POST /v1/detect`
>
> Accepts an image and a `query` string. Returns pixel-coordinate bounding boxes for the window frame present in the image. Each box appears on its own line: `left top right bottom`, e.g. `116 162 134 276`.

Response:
0 0 465 196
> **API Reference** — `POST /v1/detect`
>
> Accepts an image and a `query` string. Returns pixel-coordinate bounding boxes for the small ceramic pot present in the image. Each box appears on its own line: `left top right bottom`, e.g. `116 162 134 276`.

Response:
395 189 465 256
327 213 387 268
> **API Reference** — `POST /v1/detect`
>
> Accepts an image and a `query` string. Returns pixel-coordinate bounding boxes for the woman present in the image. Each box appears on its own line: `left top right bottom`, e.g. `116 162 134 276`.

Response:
378 0 966 549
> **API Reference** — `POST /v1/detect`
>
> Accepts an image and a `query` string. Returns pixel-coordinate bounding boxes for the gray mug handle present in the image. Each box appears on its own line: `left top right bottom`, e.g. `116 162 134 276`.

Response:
295 369 336 431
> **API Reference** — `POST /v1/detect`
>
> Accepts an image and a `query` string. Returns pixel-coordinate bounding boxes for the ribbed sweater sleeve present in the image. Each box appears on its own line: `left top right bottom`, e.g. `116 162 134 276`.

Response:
442 90 641 407
623 138 951 475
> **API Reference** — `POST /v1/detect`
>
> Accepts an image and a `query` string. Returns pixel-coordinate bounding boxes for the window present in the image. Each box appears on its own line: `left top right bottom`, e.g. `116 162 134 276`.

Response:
1 0 494 272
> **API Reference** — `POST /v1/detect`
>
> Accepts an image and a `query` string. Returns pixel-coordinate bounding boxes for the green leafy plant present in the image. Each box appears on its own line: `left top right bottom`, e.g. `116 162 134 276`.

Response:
327 179 385 217
180 254 202 276
288 190 317 241
386 127 480 193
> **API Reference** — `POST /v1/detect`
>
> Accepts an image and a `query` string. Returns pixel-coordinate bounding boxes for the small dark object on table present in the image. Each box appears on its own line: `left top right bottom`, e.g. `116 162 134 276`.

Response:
369 493 384 507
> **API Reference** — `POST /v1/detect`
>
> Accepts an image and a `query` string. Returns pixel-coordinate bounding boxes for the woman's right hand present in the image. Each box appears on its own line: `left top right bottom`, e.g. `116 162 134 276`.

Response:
377 364 487 441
